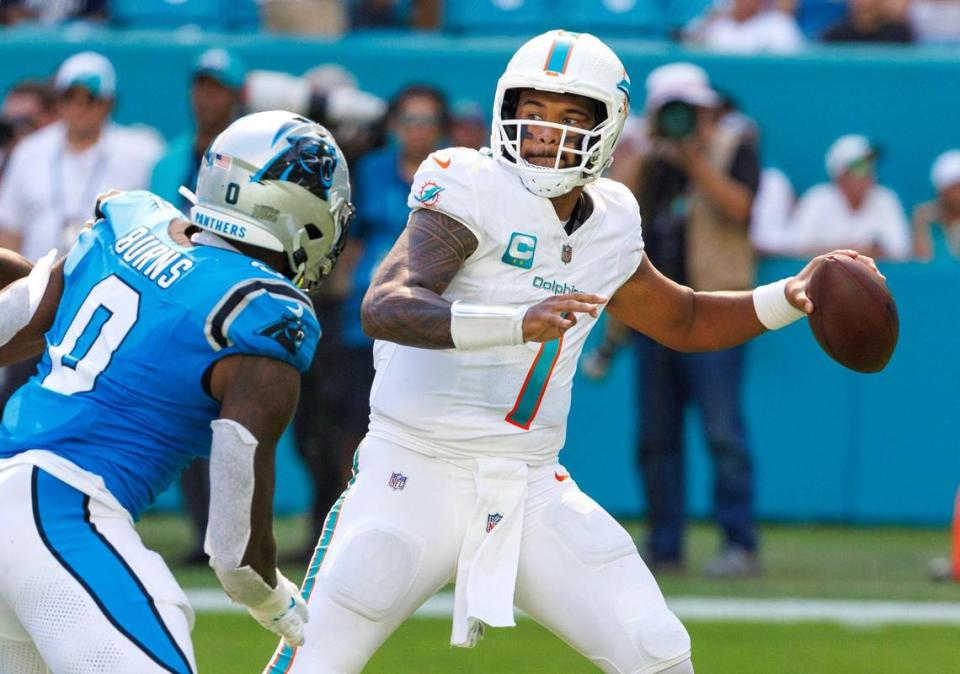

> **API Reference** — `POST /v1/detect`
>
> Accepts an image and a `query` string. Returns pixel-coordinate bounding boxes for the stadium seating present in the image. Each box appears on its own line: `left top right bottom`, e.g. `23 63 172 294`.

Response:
109 0 259 31
443 0 713 38
443 0 553 35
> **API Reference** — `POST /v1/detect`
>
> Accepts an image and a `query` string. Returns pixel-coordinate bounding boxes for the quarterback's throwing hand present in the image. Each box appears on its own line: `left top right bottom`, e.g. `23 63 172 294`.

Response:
523 292 607 343
247 574 309 648
786 249 883 314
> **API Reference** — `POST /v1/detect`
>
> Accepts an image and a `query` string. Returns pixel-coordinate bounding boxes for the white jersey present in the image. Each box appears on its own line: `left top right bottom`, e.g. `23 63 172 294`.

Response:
367 147 644 465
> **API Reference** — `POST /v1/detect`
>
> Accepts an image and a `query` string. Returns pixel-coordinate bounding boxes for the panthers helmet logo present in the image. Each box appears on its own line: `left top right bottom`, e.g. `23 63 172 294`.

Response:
252 133 338 201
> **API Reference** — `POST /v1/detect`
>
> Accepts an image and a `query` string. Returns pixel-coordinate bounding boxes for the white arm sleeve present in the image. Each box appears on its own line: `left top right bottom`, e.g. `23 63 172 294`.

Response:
0 249 56 347
205 418 279 606
204 418 308 645
205 418 257 571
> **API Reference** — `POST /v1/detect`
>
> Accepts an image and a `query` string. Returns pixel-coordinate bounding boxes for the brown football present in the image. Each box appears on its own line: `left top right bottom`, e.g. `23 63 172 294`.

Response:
807 255 899 373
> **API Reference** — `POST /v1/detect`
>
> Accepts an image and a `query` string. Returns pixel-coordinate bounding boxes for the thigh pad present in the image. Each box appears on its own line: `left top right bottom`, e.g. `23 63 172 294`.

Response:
325 524 421 622
544 490 637 567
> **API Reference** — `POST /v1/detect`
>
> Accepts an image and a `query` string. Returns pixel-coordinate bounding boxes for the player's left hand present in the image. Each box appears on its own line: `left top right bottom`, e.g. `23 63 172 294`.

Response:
247 573 309 648
785 249 884 314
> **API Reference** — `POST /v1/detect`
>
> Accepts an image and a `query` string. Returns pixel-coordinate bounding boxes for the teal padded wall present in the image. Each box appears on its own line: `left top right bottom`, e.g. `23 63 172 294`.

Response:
1 29 957 523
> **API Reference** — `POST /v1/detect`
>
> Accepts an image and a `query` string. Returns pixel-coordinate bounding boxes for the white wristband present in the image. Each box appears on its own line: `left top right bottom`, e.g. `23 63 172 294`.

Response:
752 278 804 330
450 300 527 350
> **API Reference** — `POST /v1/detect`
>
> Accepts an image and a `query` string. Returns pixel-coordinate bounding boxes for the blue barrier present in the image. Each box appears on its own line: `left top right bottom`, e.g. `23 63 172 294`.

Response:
1 29 956 523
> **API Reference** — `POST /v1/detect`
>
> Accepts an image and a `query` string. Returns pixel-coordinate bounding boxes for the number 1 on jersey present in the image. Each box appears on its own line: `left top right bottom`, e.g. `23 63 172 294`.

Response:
505 335 564 430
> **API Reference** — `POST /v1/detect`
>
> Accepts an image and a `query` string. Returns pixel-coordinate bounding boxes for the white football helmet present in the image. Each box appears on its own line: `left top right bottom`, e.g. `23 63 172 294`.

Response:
181 110 354 291
492 30 630 198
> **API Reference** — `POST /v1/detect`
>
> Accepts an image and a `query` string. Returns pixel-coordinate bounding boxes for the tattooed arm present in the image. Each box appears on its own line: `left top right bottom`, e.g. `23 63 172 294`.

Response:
361 208 607 348
361 208 478 348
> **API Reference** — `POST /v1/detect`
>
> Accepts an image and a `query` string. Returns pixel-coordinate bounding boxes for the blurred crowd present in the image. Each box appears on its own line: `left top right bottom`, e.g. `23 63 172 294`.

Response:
0 8 956 570
3 0 960 44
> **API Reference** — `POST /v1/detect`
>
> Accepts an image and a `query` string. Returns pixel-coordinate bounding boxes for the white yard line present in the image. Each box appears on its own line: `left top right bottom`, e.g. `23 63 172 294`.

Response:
185 589 960 626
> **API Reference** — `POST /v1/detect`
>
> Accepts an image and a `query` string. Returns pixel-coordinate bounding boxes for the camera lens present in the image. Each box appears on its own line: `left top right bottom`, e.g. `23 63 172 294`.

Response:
656 101 697 140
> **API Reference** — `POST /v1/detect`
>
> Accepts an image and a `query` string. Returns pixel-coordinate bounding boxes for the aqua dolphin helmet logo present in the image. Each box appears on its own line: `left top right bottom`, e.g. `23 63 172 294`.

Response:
251 133 339 200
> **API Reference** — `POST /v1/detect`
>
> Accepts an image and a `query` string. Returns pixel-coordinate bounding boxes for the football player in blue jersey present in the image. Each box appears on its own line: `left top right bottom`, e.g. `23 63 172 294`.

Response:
0 110 353 673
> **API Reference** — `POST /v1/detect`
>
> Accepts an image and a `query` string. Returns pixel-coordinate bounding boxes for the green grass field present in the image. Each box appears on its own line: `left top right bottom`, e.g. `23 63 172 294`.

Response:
194 614 960 673
137 515 960 673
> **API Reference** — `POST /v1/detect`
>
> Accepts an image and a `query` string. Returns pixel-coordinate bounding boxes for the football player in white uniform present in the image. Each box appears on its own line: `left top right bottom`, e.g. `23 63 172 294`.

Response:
265 30 881 674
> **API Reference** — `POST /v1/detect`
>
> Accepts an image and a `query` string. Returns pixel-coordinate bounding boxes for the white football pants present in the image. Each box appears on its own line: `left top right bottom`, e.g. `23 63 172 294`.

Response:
265 436 690 673
0 462 197 674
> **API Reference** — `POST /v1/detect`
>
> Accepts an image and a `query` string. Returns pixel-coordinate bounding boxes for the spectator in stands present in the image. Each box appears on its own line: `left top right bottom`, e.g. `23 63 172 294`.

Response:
624 63 762 577
790 134 911 259
0 80 57 182
262 0 347 35
0 0 106 24
913 150 960 262
792 0 849 37
910 0 960 43
0 52 162 409
821 0 914 42
351 0 440 29
151 48 246 211
684 0 805 53
148 48 245 566
449 99 487 150
0 51 163 261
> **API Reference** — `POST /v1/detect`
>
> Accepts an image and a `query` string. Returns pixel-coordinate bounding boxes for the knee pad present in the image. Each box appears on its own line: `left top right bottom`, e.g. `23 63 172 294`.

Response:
325 525 421 621
545 490 636 567
615 598 691 672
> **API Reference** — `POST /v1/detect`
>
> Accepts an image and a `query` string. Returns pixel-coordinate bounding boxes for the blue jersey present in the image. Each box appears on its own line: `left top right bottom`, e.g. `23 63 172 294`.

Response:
0 191 320 518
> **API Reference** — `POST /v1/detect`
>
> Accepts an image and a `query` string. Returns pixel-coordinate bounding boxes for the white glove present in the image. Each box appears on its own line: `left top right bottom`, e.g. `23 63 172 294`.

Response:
246 573 309 648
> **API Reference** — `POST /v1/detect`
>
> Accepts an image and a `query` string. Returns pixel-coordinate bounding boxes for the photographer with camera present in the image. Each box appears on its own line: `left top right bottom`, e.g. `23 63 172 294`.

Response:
625 63 761 577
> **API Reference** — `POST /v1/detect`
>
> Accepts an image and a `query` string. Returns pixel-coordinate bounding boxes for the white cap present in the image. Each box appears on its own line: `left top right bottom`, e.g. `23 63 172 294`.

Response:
931 150 960 192
825 134 875 179
645 62 719 112
54 51 116 99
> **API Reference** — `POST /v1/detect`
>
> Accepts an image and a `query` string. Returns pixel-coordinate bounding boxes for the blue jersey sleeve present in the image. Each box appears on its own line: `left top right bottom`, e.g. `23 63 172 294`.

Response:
205 278 320 373
64 190 184 276
97 190 182 239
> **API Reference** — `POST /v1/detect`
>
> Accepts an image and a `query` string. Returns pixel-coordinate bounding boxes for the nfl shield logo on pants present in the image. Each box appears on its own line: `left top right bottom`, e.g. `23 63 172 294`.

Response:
486 513 503 533
388 472 407 490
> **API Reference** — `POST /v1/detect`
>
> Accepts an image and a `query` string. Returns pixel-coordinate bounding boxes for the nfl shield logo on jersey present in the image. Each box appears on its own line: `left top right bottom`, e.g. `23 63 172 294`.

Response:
486 513 503 533
388 472 408 491
561 244 573 264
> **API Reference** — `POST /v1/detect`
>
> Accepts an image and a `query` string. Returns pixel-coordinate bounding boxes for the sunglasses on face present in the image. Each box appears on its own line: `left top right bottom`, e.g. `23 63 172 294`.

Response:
396 113 441 127
60 88 99 106
846 158 874 178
